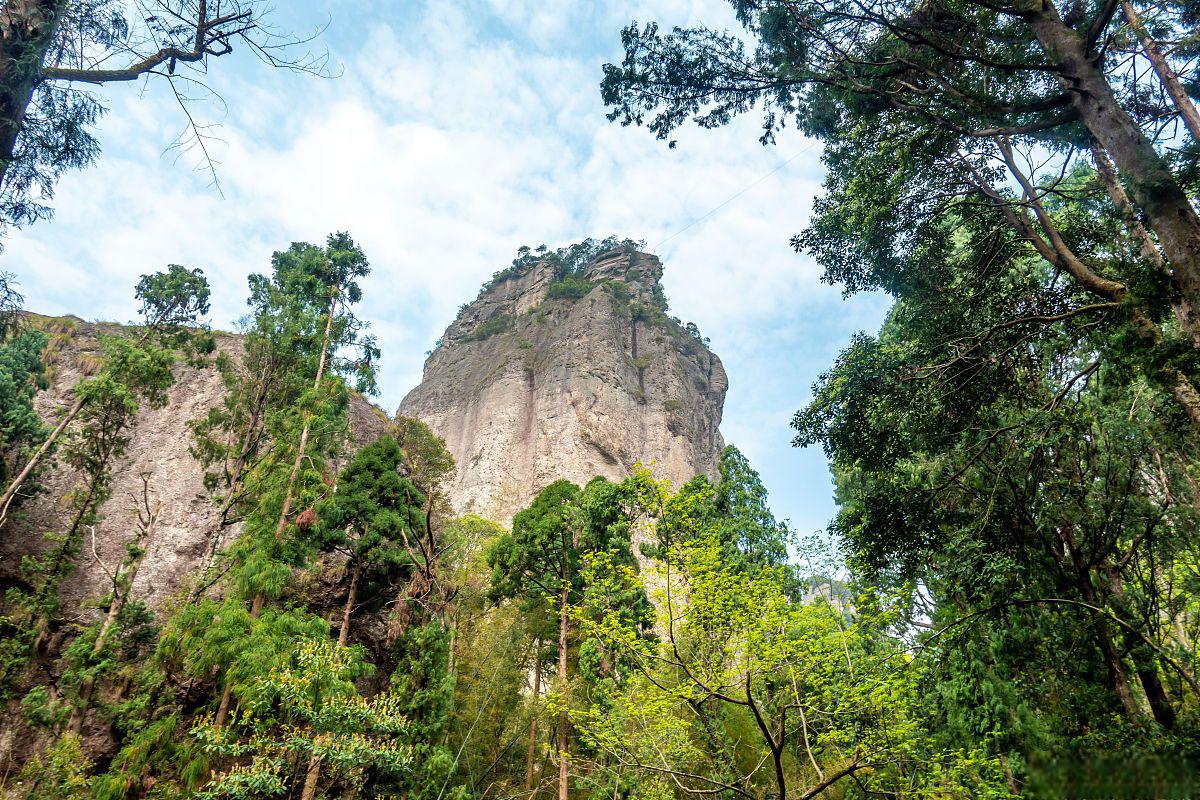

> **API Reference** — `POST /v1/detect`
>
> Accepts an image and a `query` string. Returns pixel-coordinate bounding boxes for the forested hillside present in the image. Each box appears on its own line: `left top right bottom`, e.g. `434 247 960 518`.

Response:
0 0 1198 798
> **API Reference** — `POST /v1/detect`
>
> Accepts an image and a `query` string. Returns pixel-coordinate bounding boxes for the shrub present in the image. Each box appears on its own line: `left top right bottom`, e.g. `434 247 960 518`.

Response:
605 280 633 306
546 276 594 302
466 314 513 342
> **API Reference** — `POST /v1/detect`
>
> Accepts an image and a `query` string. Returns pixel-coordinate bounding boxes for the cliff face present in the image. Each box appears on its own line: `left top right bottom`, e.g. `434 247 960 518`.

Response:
2 247 729 617
398 249 727 525
0 320 390 619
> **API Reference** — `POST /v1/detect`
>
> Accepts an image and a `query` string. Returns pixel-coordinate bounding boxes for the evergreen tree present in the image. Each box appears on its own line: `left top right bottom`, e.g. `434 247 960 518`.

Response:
794 244 1200 783
319 435 427 647
149 233 382 796
189 638 411 799
601 0 1200 422
713 445 794 581
189 236 378 597
489 477 652 800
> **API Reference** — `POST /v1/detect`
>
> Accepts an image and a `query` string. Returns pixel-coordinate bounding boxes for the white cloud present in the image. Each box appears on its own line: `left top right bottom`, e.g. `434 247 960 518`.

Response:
5 0 887 534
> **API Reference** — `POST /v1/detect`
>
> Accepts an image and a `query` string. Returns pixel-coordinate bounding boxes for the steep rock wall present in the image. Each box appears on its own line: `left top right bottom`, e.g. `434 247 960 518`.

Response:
398 250 727 525
0 319 390 620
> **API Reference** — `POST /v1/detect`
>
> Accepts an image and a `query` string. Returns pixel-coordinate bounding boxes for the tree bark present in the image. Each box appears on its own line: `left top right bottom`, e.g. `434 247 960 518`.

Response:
1103 565 1177 729
526 638 542 793
1121 0 1200 143
1096 616 1143 719
299 743 322 800
0 0 66 191
1089 140 1200 422
67 496 161 733
1090 140 1165 273
1057 526 1144 720
1168 372 1200 427
1128 633 1177 729
337 556 360 647
214 678 235 728
1029 4 1200 338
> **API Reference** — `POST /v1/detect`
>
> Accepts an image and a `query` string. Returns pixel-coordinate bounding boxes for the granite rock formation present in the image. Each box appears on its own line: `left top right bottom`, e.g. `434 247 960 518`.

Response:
398 248 727 525
0 319 390 619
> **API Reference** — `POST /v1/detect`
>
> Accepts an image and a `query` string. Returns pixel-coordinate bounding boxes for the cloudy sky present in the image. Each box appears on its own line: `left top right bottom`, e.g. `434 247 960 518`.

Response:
4 0 887 535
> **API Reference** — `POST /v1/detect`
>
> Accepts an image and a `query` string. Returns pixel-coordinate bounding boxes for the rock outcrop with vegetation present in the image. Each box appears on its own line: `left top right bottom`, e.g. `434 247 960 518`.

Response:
0 317 390 619
399 241 727 524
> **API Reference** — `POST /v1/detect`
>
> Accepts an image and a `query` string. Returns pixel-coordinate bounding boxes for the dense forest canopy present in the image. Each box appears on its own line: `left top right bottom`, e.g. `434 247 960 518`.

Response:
0 0 1196 797
602 0 1200 793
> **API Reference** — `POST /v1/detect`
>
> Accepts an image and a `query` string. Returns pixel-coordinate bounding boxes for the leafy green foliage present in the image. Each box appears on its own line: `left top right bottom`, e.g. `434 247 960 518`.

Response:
0 327 48 479
134 264 212 349
190 638 411 798
575 471 1013 799
488 477 654 797
793 230 1200 781
545 275 595 302
467 312 514 342
600 3 1200 788
319 434 427 636
482 237 645 293
16 732 92 800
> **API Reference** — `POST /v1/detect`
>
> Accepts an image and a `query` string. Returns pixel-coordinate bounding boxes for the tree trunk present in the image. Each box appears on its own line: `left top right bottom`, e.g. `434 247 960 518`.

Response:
526 639 541 793
1121 0 1200 143
299 745 322 800
1102 566 1177 729
214 679 235 728
0 394 84 530
0 0 66 192
219 286 339 730
1095 618 1143 720
557 581 569 800
1091 140 1165 272
1090 139 1200 421
67 498 160 733
1030 4 1200 338
337 556 360 647
1127 634 1177 729
1057 526 1144 721
1168 373 1200 428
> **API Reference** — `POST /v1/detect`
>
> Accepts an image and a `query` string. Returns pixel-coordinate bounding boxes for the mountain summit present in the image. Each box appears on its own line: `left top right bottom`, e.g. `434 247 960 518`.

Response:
400 241 727 524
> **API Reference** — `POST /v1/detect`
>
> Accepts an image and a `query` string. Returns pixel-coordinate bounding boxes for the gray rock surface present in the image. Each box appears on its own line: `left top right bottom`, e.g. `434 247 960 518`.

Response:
3 248 728 618
399 250 727 525
0 320 390 619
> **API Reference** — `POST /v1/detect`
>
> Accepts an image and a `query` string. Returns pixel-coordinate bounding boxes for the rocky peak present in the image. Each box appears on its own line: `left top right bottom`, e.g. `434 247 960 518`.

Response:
400 245 727 526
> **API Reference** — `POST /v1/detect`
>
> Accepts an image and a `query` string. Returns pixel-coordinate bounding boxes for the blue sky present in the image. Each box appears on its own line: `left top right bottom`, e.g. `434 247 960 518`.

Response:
4 0 888 534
